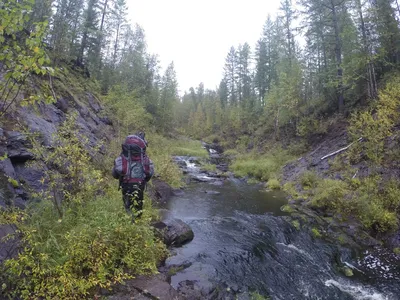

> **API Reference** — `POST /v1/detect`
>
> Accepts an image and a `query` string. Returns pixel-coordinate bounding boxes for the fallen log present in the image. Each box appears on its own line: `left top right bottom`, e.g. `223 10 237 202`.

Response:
320 137 363 161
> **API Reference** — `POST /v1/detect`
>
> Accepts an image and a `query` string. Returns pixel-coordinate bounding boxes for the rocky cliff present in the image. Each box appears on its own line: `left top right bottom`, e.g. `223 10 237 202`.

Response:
0 66 114 209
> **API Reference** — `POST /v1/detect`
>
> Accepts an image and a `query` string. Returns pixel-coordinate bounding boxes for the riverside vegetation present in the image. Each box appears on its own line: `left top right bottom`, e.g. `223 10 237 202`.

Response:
1 0 400 298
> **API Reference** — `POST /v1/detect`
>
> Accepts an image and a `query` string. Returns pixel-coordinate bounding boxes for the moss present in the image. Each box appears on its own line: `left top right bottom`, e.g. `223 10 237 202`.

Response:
343 266 354 277
281 204 294 213
311 227 322 238
337 234 347 245
393 248 400 255
291 220 300 230
7 177 19 188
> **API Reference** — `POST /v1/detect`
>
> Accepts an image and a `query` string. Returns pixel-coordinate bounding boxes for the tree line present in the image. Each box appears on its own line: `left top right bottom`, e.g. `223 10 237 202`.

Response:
1 0 179 132
178 0 400 140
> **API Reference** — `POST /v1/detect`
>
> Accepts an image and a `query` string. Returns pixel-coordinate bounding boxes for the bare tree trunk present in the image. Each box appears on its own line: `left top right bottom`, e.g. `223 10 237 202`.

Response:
331 0 344 113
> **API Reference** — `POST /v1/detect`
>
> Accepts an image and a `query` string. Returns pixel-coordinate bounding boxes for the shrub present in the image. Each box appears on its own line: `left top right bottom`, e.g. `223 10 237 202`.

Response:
267 178 281 190
299 171 319 188
0 190 166 299
310 179 350 211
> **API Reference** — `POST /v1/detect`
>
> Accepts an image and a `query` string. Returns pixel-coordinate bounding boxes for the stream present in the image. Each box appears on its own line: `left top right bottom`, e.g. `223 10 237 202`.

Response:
164 153 400 300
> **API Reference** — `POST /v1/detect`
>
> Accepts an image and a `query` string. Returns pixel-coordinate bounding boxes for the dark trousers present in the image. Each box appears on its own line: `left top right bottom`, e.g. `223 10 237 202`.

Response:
122 183 145 218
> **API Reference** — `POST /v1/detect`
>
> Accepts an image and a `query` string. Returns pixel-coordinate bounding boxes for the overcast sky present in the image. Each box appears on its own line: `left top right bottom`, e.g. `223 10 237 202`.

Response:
128 0 281 94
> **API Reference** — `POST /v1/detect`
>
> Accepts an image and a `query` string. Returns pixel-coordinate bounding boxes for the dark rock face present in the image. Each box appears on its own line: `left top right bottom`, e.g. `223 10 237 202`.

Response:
159 218 194 247
5 131 34 163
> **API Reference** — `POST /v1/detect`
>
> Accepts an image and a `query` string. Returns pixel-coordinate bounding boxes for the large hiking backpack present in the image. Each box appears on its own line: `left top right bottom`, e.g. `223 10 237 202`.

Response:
114 135 153 184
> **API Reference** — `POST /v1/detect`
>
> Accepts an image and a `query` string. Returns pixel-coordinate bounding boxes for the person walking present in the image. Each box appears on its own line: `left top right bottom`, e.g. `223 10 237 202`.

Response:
112 132 154 220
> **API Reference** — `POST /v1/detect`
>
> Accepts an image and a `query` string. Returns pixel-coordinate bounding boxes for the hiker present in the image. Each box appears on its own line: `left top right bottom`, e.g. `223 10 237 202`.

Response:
112 132 154 219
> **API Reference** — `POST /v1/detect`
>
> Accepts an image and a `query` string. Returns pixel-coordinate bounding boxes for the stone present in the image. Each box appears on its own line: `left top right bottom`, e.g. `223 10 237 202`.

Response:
5 131 34 162
54 97 69 113
0 158 16 178
87 93 102 113
21 107 58 146
13 163 47 193
161 218 194 247
105 274 183 300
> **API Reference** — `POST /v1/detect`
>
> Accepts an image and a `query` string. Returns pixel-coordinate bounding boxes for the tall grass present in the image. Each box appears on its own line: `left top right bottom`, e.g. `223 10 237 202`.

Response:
231 148 295 181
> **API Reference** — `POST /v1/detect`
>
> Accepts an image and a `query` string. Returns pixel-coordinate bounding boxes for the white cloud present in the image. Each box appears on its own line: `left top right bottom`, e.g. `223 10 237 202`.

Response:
127 0 280 94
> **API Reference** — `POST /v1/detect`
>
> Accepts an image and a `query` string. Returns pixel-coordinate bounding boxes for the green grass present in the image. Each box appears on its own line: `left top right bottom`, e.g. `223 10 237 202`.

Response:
200 163 217 172
230 148 294 181
171 140 208 158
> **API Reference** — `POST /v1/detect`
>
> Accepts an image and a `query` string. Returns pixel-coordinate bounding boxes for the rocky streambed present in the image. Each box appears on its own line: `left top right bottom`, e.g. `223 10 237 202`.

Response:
151 146 400 300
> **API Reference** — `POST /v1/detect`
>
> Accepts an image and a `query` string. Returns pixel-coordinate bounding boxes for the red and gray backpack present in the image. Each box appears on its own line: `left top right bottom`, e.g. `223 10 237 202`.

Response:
113 135 154 185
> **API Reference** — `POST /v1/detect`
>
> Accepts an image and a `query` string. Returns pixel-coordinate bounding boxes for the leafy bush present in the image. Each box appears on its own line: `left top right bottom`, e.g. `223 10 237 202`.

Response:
267 178 281 190
28 114 103 216
0 190 166 299
309 179 351 211
299 171 319 188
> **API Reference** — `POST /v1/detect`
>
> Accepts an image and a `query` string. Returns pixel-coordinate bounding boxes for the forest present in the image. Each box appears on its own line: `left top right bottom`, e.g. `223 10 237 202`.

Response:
1 0 400 299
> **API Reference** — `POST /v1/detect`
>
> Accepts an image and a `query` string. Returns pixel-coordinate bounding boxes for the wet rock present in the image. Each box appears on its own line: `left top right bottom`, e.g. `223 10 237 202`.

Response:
160 218 194 247
176 280 204 299
174 160 187 168
105 274 183 300
210 180 224 186
203 190 221 195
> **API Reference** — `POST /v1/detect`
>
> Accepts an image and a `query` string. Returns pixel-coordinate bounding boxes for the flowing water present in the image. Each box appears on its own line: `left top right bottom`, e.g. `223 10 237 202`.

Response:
164 155 400 300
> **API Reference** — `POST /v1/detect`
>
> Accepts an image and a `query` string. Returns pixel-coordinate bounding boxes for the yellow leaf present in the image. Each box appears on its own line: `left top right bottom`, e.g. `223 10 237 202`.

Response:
33 46 39 53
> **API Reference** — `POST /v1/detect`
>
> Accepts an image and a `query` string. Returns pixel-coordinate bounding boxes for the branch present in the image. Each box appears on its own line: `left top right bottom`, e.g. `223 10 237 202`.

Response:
48 73 57 101
320 137 363 160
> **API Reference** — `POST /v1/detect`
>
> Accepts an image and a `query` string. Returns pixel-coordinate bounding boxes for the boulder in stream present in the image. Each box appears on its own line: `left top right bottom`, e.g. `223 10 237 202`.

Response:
159 218 194 247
